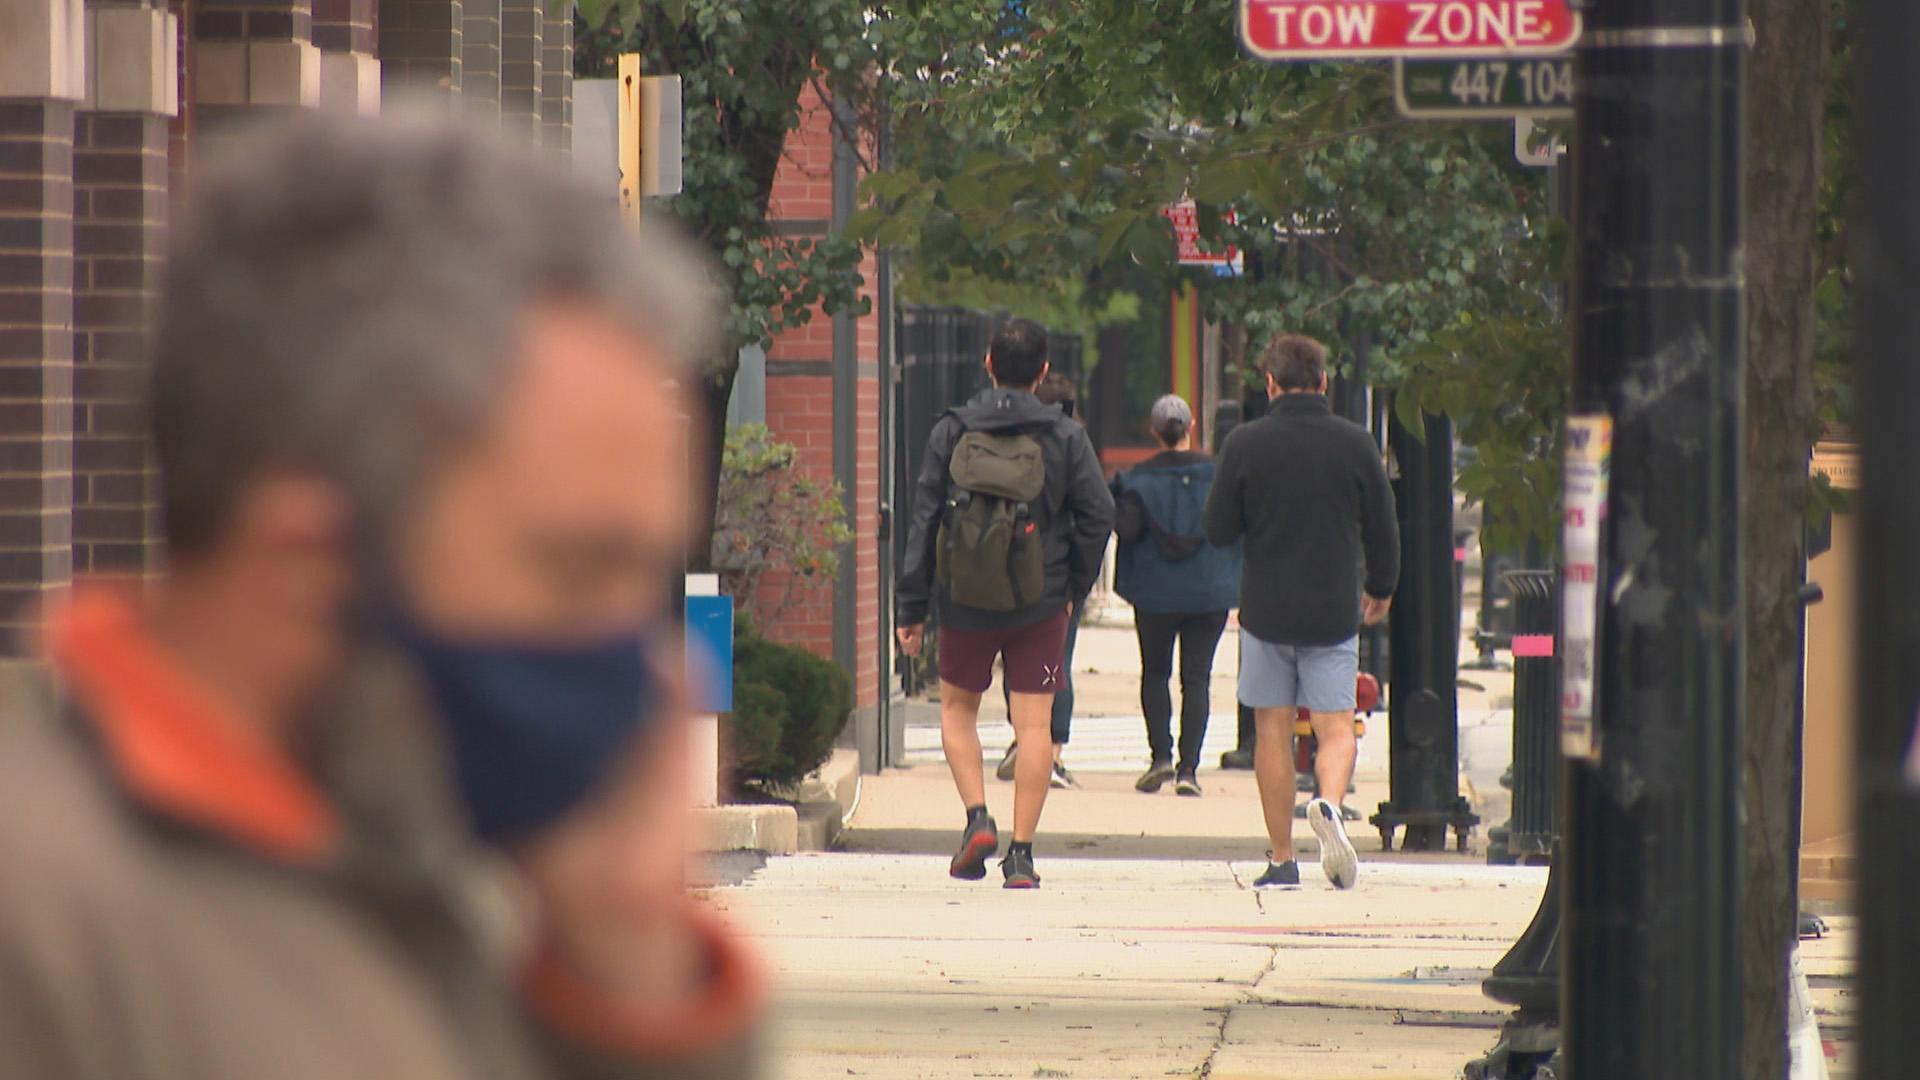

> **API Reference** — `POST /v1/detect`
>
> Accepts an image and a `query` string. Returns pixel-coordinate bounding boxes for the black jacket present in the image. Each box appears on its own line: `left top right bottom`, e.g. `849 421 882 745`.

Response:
1203 393 1399 646
898 387 1115 632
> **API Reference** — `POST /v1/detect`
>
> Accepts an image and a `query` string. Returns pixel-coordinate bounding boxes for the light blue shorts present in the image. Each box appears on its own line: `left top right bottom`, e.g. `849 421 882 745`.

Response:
1238 632 1360 713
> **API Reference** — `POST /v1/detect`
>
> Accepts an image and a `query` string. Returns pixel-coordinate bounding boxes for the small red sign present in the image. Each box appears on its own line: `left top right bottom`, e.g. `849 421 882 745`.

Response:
1162 202 1240 268
1242 0 1581 60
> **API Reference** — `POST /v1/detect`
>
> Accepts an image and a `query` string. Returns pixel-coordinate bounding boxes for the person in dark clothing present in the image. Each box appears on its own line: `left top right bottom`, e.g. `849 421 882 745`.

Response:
897 320 1115 889
1205 334 1399 891
997 372 1088 790
1110 395 1241 797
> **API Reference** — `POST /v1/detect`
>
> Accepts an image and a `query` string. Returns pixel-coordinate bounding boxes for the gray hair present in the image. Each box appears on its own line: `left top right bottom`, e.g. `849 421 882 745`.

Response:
151 107 718 555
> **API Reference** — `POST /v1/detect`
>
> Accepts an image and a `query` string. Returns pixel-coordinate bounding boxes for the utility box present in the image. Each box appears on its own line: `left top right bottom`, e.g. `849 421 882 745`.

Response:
1802 441 1860 904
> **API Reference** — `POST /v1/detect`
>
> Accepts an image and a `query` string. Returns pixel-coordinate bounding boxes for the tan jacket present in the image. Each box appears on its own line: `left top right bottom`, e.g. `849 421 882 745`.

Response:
0 587 760 1080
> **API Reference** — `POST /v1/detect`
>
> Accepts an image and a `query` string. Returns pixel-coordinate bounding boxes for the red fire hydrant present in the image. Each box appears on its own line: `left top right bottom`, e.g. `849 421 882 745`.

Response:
1293 672 1381 775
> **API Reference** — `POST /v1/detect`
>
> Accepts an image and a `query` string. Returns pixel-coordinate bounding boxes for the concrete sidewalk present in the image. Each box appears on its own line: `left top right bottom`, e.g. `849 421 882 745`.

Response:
709 851 1859 1079
703 567 1858 1078
713 854 1551 1079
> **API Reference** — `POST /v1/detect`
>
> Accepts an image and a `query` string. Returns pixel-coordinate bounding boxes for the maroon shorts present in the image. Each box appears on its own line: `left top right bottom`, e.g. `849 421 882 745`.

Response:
939 610 1071 695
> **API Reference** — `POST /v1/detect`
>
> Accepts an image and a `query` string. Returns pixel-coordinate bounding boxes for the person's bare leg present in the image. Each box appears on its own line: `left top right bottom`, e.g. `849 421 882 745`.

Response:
1310 710 1358 809
940 682 988 810
1307 709 1360 888
1253 706 1298 861
1008 691 1055 842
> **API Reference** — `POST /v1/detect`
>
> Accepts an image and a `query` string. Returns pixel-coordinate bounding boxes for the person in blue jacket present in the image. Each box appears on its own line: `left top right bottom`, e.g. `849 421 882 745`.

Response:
1111 395 1242 797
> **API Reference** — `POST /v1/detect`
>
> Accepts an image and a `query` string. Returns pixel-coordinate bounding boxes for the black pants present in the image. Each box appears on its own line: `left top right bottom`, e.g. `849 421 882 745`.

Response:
1135 610 1230 772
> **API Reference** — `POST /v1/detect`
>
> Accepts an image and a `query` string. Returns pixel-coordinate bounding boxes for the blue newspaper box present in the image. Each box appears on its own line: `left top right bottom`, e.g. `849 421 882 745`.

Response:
684 594 734 714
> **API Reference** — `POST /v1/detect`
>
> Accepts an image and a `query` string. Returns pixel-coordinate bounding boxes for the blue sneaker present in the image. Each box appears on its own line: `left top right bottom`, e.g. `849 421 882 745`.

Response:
1252 859 1301 889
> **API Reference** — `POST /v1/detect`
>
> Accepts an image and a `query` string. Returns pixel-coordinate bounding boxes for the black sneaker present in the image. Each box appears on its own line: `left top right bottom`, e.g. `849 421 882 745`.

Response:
1001 848 1041 889
1220 748 1255 771
1175 771 1202 797
1135 760 1176 793
1252 859 1301 889
949 814 999 881
1051 761 1080 789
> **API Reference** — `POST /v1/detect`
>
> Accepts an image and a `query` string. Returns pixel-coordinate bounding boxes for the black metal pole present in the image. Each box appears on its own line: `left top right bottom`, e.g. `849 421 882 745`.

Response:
1851 0 1920 1071
1375 408 1476 853
1561 1 1746 1076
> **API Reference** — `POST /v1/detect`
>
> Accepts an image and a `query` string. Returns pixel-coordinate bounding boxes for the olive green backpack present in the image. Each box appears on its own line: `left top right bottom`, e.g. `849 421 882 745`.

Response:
936 427 1048 611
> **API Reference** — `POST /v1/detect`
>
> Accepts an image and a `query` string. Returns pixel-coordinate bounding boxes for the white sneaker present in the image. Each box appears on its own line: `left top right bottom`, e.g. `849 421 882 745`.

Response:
1308 798 1358 889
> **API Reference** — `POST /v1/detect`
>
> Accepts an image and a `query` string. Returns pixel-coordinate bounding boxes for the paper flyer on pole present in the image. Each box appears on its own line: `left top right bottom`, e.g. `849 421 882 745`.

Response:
1560 414 1609 762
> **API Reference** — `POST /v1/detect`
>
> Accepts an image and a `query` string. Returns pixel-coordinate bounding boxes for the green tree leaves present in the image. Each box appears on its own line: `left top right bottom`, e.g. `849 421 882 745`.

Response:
858 1 1566 549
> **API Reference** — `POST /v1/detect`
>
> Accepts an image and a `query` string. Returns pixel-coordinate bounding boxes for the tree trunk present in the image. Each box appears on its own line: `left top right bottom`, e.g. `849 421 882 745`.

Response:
1742 1 1827 1076
686 359 737 574
637 9 817 574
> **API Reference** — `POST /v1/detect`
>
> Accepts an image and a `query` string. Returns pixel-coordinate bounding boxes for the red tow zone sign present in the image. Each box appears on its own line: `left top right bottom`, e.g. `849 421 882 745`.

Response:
1241 0 1581 60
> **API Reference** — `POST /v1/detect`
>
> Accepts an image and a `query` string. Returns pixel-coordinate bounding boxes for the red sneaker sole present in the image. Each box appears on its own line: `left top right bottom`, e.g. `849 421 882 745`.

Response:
949 831 998 879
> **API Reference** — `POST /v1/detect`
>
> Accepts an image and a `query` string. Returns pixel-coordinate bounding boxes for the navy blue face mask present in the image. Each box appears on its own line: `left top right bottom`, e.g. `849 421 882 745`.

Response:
383 614 668 844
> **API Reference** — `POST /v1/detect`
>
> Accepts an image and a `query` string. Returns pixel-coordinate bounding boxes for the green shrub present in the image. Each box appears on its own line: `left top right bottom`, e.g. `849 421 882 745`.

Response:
727 680 787 781
711 424 855 625
728 621 853 790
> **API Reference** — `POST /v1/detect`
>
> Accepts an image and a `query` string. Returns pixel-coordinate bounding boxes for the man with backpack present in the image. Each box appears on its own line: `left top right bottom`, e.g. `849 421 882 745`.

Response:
897 319 1114 889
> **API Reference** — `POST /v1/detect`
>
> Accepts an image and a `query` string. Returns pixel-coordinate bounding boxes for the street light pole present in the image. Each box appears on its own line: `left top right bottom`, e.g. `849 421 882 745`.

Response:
1561 0 1746 1076
1850 0 1920 1072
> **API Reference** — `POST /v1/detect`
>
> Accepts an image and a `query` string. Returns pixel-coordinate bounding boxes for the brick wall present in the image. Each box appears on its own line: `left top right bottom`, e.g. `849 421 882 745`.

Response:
758 83 882 712
315 0 381 115
459 0 501 118
538 0 570 154
0 102 78 650
71 113 167 574
192 0 321 127
497 0 541 139
379 0 462 94
168 0 192 189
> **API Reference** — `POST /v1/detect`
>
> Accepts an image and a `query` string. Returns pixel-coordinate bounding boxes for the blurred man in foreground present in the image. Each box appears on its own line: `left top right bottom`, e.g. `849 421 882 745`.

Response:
0 113 758 1079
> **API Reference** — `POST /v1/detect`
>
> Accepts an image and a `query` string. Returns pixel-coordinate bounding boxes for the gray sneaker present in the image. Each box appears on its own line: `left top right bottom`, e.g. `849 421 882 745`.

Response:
1175 770 1202 797
994 742 1019 782
1308 798 1358 889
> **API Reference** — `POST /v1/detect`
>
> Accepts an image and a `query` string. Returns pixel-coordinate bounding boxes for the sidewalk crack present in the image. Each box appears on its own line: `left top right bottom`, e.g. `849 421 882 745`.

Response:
1197 947 1279 1078
1225 862 1269 915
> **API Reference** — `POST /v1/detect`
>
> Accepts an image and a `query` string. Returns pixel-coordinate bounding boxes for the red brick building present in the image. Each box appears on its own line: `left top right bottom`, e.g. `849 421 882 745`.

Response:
2 0 901 770
753 83 891 770
0 0 580 651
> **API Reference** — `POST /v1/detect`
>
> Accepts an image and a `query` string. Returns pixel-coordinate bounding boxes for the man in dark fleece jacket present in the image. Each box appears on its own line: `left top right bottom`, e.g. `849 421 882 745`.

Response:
897 319 1115 889
1205 334 1399 892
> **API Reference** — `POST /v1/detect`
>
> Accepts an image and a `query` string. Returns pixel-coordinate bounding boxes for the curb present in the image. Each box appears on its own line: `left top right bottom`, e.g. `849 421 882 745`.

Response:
693 804 798 855
694 748 864 856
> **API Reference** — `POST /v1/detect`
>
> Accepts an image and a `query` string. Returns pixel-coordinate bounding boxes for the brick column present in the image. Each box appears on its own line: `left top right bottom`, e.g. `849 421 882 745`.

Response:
538 0 569 153
378 0 461 98
314 0 380 114
459 0 500 119
74 2 178 574
498 0 541 139
191 0 320 128
166 0 189 190
0 0 86 649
